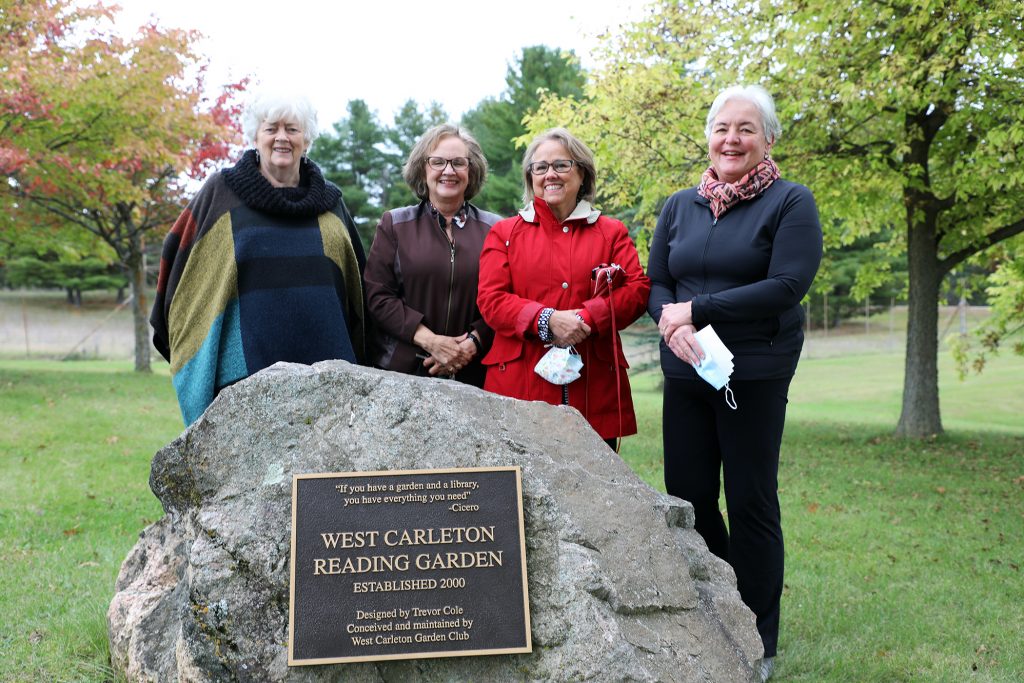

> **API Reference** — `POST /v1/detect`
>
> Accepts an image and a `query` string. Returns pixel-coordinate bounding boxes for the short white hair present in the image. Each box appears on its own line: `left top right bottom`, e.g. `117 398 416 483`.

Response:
704 85 781 144
241 92 320 151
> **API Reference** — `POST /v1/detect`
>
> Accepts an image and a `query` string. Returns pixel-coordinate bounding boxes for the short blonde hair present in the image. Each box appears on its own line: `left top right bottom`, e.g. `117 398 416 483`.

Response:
241 92 320 152
402 124 488 202
520 127 597 208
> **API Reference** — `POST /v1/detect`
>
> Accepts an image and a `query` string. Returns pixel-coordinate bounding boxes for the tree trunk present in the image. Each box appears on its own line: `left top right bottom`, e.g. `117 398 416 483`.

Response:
896 218 943 437
127 232 152 373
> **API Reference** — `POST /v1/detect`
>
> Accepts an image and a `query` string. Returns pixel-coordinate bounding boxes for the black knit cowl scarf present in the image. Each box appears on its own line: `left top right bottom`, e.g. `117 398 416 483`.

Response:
221 149 341 217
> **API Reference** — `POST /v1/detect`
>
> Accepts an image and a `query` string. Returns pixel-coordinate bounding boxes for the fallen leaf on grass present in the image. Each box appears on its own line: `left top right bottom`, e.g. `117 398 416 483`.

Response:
63 527 81 537
935 486 947 494
105 435 120 445
806 502 820 513
78 561 99 568
29 631 44 644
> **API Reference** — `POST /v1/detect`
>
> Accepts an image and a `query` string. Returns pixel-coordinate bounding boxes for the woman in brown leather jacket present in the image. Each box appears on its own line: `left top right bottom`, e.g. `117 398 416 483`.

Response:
363 124 501 387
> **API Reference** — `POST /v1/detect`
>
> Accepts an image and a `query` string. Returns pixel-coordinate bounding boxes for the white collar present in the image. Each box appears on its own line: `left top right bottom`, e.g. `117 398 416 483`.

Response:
518 200 601 225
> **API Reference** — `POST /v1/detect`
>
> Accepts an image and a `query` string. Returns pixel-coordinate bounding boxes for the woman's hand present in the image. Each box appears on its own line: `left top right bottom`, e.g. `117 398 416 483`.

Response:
666 324 705 366
659 301 693 343
549 309 591 348
416 326 476 376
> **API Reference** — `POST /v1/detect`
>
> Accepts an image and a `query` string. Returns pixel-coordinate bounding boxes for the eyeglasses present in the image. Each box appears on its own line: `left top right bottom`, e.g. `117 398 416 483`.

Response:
528 159 576 175
427 156 470 171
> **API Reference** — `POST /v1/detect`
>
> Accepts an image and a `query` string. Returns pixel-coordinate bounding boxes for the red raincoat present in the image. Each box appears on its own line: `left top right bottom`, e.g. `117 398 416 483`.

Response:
477 199 650 438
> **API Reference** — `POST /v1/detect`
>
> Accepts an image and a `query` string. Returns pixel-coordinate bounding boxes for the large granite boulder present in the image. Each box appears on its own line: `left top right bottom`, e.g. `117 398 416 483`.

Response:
108 361 763 681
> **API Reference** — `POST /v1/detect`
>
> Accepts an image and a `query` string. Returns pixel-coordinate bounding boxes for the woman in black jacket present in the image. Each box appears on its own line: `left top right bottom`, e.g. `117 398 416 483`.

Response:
647 85 822 682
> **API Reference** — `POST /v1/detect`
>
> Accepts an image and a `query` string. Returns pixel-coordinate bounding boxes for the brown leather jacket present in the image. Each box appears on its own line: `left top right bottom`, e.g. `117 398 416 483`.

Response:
364 201 501 387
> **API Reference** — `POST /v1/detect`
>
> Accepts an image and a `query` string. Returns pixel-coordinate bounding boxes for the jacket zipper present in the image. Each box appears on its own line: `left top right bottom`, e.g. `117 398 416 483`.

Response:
437 222 456 335
699 216 718 294
444 240 455 334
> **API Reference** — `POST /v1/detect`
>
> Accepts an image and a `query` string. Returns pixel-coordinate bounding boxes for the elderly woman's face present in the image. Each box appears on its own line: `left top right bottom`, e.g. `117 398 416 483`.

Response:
708 98 772 184
425 135 470 206
255 118 307 181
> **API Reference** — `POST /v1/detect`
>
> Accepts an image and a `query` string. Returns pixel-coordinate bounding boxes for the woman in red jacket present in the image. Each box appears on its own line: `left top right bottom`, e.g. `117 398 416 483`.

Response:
477 128 650 448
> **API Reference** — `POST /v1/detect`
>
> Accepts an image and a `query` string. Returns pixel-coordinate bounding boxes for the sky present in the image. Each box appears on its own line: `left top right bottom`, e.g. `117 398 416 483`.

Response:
112 0 646 128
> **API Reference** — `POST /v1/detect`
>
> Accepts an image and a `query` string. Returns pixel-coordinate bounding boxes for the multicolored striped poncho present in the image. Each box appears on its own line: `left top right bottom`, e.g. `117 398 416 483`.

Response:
151 150 366 425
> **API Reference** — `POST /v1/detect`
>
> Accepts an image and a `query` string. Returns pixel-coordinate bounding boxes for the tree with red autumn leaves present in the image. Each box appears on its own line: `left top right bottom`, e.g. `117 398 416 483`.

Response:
1 0 245 371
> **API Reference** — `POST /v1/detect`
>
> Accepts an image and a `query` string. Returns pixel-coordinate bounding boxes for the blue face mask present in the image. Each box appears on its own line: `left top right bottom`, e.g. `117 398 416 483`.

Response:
694 356 737 410
692 325 738 410
694 356 730 390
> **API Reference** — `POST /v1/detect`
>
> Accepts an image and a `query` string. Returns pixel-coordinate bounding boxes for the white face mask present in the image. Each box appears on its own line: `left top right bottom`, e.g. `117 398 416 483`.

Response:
534 345 583 385
692 325 738 410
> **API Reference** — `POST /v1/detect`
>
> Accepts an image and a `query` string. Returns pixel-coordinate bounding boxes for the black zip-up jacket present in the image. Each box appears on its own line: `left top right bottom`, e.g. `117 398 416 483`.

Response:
647 179 822 380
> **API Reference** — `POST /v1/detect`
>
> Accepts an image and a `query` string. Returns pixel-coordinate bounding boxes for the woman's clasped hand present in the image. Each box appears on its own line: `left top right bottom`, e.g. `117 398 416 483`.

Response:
548 309 591 348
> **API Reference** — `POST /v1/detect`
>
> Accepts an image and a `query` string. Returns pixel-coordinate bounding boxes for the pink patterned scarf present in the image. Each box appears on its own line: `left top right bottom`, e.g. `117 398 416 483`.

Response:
698 158 780 219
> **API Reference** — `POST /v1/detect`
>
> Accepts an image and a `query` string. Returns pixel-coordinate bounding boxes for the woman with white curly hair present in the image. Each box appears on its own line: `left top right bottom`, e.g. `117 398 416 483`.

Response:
151 92 367 425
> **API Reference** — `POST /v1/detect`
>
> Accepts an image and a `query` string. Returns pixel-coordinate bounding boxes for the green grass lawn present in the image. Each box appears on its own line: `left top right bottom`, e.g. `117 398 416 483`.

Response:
0 361 179 682
2 353 1022 681
622 350 1024 683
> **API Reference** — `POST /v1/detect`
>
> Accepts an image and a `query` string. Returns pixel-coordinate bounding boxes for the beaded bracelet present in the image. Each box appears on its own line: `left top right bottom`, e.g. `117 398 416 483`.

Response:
537 307 555 343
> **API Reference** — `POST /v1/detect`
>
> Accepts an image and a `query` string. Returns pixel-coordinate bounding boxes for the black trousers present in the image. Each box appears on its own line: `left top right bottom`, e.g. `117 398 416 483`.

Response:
663 376 792 657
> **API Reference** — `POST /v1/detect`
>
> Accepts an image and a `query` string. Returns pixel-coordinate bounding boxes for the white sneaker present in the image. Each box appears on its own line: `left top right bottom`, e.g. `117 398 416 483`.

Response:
758 657 775 682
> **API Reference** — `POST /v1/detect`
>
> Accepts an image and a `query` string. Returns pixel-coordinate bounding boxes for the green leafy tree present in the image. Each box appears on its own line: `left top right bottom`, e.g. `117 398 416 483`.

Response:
807 231 907 329
311 99 387 245
381 99 448 210
462 46 586 217
953 238 1024 374
5 248 126 305
530 0 1024 437
313 99 449 244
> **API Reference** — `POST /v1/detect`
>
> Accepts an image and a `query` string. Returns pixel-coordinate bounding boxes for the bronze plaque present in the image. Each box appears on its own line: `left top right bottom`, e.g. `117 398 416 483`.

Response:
288 467 531 665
